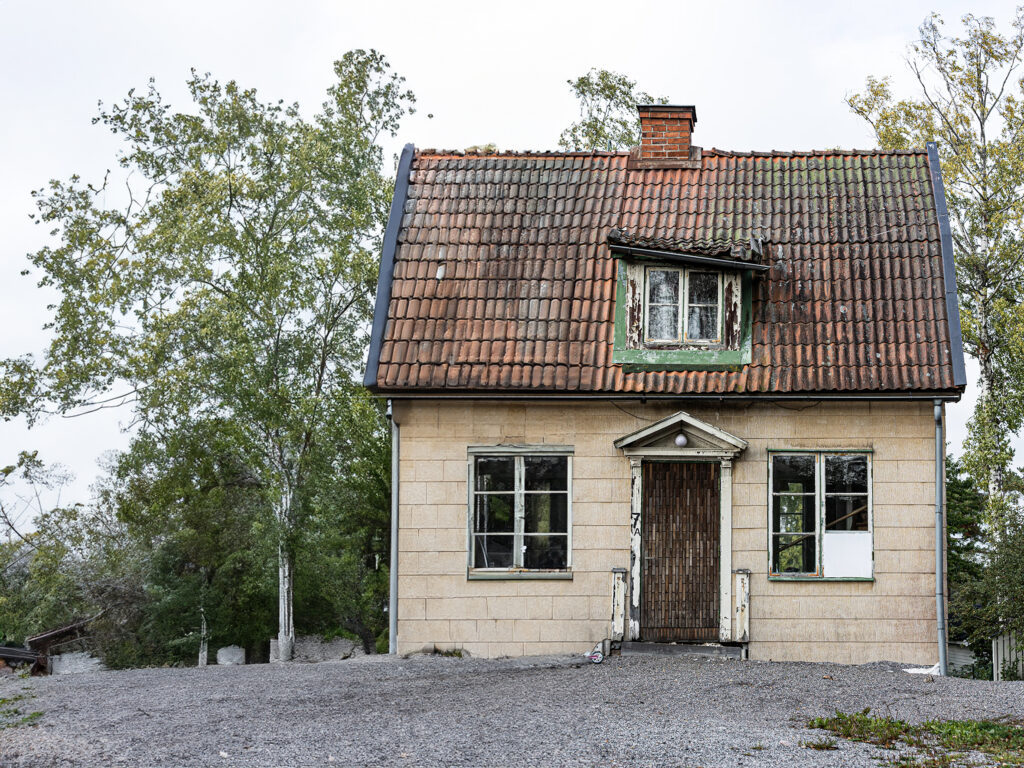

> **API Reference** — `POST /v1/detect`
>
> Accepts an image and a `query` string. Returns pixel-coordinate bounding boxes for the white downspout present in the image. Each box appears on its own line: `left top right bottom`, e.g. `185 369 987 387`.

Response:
934 399 948 675
388 399 400 655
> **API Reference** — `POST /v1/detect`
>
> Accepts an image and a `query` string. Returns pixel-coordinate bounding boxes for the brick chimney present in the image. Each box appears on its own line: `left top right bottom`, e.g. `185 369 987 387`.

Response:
637 104 697 163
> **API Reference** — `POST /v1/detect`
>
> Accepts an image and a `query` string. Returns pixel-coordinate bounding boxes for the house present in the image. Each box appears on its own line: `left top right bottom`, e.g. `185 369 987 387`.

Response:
364 105 966 664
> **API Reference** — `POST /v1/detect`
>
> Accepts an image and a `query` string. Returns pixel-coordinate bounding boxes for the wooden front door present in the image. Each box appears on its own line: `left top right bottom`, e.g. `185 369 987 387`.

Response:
641 462 720 642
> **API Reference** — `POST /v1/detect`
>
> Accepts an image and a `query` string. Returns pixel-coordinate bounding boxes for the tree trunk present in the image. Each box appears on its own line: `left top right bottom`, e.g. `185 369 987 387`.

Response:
198 606 208 667
276 485 295 662
277 540 295 662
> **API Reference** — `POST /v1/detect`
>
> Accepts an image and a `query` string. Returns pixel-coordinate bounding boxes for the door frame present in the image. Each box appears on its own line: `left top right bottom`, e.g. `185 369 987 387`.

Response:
614 411 746 643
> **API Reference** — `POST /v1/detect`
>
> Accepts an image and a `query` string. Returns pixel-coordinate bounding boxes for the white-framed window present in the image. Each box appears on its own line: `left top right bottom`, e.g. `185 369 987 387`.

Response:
468 448 572 572
644 266 722 344
769 452 872 579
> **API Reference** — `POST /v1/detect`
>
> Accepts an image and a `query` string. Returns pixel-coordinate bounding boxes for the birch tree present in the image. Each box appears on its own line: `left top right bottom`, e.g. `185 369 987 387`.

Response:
0 50 414 660
558 69 666 151
847 11 1024 520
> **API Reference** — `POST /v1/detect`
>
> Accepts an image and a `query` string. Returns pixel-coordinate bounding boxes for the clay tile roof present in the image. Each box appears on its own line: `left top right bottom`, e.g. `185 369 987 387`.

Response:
366 145 965 396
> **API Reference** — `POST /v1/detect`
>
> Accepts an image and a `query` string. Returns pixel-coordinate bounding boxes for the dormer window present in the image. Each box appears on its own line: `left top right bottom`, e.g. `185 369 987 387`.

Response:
612 253 757 372
645 267 722 344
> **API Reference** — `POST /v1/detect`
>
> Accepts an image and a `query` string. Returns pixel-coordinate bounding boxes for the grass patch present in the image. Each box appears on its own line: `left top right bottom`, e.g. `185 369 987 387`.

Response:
809 708 1024 766
0 692 43 729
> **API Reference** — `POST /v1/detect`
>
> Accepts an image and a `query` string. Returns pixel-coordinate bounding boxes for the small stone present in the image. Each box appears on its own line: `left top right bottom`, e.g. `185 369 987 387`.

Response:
216 646 245 665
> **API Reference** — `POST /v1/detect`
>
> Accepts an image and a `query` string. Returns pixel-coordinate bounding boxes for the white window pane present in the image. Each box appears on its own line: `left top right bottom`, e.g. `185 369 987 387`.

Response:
648 269 679 304
687 305 717 340
823 531 872 578
688 272 718 304
648 305 679 340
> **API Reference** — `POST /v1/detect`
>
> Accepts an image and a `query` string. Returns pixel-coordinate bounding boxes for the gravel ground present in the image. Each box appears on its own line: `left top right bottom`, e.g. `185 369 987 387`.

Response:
1 653 1022 767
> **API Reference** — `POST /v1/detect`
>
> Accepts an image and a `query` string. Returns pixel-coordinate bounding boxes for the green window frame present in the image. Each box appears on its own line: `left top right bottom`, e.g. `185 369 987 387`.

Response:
612 259 753 371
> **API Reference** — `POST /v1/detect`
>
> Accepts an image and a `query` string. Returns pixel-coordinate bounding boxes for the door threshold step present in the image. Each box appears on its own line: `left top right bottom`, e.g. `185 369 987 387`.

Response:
620 642 742 659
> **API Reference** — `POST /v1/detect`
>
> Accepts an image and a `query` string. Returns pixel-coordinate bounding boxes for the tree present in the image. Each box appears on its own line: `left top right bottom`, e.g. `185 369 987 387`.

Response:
945 454 990 660
297 388 391 653
558 69 667 151
0 453 150 662
847 11 1024 521
0 50 414 660
110 420 277 664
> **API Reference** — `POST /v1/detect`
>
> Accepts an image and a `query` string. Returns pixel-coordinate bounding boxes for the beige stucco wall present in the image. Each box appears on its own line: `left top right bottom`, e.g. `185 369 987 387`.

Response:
393 398 941 664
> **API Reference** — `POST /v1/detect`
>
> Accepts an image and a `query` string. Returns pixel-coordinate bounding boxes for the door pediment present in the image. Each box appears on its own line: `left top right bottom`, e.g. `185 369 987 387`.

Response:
613 411 747 458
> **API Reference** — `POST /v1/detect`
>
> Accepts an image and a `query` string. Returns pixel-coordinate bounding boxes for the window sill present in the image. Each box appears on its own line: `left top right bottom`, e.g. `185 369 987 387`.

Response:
467 569 573 581
768 575 874 582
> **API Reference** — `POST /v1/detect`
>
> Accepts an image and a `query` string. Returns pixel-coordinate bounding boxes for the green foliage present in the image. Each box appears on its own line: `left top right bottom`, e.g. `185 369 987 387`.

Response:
559 69 667 151
945 454 992 660
296 390 391 652
0 694 43 730
810 708 1024 766
848 12 1024 515
0 50 412 662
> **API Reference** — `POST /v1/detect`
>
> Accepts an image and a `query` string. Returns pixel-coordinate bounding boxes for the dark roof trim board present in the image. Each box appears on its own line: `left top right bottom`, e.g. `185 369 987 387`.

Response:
926 141 968 388
363 143 415 389
383 391 963 401
608 243 771 272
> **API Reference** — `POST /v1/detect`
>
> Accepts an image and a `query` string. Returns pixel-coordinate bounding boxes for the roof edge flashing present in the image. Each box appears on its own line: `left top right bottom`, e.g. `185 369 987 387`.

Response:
926 141 968 389
363 143 416 389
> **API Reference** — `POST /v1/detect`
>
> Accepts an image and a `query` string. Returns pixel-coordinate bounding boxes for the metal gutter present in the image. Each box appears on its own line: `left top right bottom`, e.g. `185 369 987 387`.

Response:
388 400 400 654
368 391 963 403
363 143 416 389
926 142 968 389
934 399 948 675
609 244 770 272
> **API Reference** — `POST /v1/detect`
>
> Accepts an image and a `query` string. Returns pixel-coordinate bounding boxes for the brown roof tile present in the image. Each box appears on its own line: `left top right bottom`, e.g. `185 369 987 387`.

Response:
370 147 962 395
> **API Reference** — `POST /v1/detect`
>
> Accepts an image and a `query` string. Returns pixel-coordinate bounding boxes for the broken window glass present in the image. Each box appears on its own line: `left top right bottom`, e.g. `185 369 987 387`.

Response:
474 535 514 568
475 456 514 492
773 454 815 494
471 452 571 571
771 453 873 577
522 535 568 569
825 455 869 531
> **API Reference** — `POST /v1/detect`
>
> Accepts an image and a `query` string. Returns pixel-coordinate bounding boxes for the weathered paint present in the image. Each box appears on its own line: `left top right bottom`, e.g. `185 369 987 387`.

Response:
719 459 734 641
611 568 627 642
612 259 753 370
733 569 751 643
629 459 642 641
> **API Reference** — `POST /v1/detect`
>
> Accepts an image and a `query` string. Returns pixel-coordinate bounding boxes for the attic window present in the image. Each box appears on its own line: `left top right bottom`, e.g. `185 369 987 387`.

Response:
644 267 722 344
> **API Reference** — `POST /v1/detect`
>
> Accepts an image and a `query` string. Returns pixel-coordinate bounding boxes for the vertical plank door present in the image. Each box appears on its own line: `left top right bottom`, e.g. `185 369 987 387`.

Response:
641 462 720 642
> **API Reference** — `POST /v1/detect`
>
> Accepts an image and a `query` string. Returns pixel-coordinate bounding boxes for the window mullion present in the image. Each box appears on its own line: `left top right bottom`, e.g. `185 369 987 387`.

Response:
680 268 687 342
817 454 824 576
514 456 525 568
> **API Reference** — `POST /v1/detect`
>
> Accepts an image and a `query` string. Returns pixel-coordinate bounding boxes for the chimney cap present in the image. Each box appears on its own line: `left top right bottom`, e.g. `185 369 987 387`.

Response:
636 104 698 122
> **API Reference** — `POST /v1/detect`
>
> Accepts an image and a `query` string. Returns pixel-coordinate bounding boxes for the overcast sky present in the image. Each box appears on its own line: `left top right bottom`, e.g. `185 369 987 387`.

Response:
1 0 1020 504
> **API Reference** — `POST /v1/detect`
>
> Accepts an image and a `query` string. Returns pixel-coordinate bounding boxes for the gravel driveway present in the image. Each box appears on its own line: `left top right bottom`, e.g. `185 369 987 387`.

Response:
1 653 1021 767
